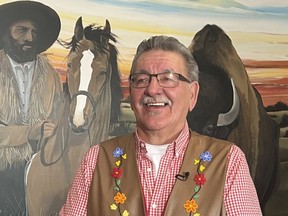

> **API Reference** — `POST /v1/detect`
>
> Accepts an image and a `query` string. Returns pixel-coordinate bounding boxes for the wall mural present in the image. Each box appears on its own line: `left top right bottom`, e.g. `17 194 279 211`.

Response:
0 0 287 215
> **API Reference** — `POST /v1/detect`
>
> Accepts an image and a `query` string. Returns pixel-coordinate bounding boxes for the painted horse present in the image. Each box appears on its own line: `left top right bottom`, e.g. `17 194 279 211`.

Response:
187 24 280 213
25 17 122 215
66 17 122 143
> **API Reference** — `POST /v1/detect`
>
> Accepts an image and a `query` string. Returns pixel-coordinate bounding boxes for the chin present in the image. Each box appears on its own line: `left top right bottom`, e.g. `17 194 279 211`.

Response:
142 120 167 131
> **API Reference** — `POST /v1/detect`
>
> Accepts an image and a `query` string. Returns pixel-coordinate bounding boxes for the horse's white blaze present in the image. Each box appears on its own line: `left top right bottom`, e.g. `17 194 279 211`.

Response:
73 50 94 126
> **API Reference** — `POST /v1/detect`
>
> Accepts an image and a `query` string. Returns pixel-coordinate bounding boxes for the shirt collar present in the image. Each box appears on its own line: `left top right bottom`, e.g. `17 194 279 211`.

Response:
6 54 35 71
134 121 190 158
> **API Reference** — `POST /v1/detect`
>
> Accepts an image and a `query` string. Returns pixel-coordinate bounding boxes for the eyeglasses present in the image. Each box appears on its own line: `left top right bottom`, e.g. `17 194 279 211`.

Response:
129 71 191 88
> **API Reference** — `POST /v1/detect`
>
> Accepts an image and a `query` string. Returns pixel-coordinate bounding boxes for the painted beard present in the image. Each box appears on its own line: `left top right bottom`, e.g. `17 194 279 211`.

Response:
4 35 37 63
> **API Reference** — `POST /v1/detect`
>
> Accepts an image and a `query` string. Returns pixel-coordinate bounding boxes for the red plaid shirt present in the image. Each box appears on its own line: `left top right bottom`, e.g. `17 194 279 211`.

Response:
60 123 262 215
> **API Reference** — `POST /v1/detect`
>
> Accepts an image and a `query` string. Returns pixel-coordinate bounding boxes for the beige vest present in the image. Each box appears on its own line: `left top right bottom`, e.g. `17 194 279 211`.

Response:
88 131 232 215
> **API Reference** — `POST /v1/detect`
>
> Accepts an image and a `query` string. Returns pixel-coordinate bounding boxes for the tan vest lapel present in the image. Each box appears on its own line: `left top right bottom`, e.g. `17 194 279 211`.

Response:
164 131 230 215
87 134 145 216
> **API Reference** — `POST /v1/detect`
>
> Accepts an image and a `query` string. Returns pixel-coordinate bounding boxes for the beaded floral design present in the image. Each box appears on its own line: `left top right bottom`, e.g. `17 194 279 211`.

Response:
183 151 212 216
110 147 129 216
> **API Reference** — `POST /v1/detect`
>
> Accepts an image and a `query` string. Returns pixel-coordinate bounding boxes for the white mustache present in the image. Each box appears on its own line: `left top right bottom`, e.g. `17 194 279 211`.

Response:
142 96 171 106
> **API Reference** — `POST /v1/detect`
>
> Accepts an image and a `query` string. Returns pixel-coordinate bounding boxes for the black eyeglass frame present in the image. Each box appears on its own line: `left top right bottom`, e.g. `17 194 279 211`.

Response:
129 71 192 88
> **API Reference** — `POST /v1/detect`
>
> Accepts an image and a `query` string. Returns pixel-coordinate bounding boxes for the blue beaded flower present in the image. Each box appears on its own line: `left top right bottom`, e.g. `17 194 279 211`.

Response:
200 151 212 162
113 147 124 157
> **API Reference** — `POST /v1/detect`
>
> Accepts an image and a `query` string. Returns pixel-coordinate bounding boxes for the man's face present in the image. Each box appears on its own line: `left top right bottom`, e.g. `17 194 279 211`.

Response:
130 50 199 137
4 19 38 63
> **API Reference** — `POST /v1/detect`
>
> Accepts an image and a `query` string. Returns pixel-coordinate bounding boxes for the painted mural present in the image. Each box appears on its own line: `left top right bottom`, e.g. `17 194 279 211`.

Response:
0 0 287 215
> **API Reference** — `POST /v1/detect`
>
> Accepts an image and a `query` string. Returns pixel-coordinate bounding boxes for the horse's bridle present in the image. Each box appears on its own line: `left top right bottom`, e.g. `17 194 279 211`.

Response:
40 90 98 166
68 90 97 133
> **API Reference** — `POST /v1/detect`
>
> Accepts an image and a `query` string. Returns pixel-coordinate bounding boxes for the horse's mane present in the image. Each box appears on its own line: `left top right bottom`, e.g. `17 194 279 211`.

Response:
84 24 117 51
108 43 122 124
86 25 121 124
84 25 121 124
58 23 118 53
57 35 79 53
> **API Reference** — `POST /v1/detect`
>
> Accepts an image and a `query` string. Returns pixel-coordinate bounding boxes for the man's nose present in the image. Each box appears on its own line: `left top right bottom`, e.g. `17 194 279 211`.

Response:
24 30 34 42
145 76 162 95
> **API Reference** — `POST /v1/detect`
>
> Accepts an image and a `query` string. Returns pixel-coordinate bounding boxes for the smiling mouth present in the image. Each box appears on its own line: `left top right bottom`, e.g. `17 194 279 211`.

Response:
145 102 169 107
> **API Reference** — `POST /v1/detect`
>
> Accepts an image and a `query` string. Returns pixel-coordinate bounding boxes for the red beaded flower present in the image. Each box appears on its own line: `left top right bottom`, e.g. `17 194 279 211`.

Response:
111 167 123 179
193 173 206 186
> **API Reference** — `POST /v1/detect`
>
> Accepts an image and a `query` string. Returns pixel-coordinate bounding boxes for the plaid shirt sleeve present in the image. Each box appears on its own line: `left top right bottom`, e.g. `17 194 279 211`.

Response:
59 145 100 216
224 145 263 215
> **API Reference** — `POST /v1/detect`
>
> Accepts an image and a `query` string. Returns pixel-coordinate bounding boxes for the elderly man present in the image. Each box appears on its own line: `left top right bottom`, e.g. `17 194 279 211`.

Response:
60 36 262 215
0 1 62 215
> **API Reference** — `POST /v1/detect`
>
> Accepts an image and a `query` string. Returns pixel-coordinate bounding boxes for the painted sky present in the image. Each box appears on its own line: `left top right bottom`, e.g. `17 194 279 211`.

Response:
0 0 287 106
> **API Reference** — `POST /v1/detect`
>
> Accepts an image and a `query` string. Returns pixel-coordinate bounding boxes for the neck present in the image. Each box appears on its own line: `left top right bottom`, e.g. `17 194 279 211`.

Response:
136 125 184 145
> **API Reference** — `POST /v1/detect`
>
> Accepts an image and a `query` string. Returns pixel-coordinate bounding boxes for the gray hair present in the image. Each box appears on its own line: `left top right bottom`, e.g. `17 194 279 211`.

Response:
130 35 199 81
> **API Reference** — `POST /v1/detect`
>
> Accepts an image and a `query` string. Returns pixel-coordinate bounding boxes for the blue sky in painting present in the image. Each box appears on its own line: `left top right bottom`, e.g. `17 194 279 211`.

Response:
89 0 288 14
86 0 288 33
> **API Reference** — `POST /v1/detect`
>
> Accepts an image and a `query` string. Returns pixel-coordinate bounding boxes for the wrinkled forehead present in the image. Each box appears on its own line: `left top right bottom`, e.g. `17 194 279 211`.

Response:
135 50 187 74
9 19 37 30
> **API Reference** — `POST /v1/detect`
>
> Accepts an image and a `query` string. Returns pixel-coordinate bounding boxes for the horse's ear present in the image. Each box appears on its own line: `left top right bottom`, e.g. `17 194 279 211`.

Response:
104 19 111 34
74 16 84 41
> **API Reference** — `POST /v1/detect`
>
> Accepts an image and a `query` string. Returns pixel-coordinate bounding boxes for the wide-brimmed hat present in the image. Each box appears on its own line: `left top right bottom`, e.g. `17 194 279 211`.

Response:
0 1 61 53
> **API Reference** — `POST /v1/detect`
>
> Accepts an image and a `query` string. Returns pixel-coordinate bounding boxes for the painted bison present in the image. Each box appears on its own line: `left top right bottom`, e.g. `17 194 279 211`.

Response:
187 24 280 213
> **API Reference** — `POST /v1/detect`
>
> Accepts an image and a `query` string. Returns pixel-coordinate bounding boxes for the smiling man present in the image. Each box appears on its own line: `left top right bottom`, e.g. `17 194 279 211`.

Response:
0 1 62 215
60 36 262 215
128 50 197 143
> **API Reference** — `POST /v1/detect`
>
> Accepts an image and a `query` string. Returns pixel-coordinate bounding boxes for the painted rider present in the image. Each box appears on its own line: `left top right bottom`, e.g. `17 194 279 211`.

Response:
0 1 62 215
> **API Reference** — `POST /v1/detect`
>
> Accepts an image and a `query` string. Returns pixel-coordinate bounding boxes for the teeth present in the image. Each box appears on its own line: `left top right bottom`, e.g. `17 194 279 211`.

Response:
146 102 166 106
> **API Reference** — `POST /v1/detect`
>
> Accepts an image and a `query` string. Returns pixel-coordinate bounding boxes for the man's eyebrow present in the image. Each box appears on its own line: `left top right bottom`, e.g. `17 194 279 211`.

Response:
16 26 28 29
162 68 174 73
15 24 37 30
136 68 175 74
135 69 149 74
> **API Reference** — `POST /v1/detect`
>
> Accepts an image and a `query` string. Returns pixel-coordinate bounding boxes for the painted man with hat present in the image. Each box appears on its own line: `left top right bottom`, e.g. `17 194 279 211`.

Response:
0 1 62 215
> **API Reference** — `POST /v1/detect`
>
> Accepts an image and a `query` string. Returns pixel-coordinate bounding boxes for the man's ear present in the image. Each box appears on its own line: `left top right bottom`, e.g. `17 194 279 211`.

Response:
129 87 134 111
188 81 199 112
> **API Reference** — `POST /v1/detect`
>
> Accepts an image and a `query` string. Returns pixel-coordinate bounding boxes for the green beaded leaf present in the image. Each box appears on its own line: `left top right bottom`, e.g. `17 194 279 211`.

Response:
116 179 121 186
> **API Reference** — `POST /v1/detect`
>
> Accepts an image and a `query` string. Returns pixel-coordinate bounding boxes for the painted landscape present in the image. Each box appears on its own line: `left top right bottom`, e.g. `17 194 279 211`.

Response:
7 0 284 109
0 0 287 215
